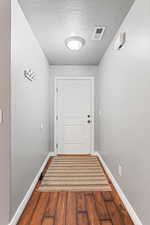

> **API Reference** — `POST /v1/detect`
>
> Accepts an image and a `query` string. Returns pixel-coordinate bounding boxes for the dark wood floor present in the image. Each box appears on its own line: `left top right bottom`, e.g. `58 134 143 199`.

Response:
17 157 134 225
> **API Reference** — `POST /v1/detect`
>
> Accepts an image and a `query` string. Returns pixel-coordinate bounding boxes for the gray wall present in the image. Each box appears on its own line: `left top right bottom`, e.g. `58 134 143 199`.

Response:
11 0 50 219
98 0 150 224
0 0 11 224
49 65 99 152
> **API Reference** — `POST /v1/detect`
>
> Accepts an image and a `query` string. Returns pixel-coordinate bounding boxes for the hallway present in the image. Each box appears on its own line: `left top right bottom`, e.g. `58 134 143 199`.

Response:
17 157 134 225
0 0 149 224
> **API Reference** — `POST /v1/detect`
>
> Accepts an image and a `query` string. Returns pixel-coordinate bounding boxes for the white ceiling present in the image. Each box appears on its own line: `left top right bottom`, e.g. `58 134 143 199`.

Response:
18 0 134 65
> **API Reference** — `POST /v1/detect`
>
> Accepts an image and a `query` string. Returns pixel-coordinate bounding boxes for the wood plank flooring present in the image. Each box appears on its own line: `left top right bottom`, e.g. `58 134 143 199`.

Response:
17 157 134 225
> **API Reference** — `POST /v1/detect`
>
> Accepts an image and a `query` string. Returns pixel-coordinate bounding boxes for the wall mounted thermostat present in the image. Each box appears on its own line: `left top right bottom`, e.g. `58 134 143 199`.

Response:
0 109 3 124
114 32 126 50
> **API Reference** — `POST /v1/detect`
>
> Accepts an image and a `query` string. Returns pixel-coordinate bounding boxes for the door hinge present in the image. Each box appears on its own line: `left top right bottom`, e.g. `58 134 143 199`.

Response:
56 114 58 120
56 143 58 149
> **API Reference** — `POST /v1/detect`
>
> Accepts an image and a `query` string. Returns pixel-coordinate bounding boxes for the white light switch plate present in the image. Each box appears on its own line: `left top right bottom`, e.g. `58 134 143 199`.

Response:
0 109 3 124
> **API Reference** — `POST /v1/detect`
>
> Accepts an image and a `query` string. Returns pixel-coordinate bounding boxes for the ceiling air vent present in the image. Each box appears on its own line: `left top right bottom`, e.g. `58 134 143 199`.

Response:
92 26 106 40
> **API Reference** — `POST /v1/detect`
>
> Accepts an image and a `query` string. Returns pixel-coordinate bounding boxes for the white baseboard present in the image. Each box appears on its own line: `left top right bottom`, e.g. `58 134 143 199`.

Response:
94 151 143 225
49 151 55 156
9 153 50 225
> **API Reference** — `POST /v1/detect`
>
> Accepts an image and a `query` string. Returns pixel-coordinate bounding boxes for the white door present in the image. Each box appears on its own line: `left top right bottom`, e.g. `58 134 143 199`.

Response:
55 77 94 155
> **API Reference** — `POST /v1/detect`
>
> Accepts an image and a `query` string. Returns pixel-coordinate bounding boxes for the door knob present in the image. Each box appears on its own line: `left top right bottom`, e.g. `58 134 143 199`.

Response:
87 120 91 123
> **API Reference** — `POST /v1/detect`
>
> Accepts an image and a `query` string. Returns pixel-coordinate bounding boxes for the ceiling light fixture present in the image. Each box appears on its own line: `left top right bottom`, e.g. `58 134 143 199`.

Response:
65 36 85 51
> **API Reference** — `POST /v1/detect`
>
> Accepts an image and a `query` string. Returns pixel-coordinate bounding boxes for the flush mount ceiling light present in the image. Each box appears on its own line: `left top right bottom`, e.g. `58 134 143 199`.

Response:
65 36 85 51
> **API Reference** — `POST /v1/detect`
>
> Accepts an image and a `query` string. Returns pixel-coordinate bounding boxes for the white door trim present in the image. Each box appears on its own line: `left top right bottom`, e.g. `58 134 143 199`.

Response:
54 77 94 155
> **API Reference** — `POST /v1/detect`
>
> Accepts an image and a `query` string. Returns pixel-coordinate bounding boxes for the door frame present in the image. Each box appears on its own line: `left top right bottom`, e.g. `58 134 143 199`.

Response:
54 76 94 155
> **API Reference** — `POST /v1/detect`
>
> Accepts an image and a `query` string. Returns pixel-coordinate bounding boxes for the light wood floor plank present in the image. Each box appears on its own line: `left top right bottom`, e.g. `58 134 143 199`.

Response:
55 192 67 225
17 191 40 225
94 192 110 221
85 193 101 225
29 193 49 225
66 192 77 225
106 201 124 225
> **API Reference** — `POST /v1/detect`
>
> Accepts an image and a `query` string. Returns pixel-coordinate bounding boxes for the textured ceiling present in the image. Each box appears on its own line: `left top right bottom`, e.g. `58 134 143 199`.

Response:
18 0 134 65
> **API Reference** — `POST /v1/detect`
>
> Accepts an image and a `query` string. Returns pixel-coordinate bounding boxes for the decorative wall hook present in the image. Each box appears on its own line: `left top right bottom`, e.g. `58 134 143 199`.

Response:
114 32 126 50
24 69 36 81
